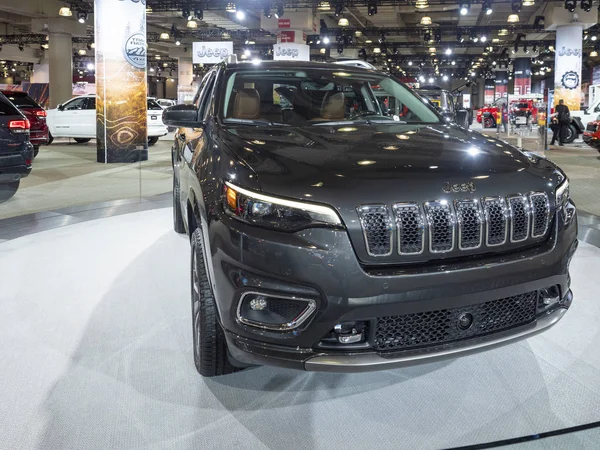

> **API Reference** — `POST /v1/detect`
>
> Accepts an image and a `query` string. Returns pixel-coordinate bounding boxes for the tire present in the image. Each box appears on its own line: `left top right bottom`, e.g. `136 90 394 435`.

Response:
190 228 239 377
148 137 159 146
74 138 91 144
33 146 39 158
483 117 493 128
173 175 186 234
47 133 53 145
562 124 577 144
0 180 20 202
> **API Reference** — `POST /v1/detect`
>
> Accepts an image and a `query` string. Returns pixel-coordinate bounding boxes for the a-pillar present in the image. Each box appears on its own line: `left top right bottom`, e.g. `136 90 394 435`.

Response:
546 5 598 111
31 18 87 108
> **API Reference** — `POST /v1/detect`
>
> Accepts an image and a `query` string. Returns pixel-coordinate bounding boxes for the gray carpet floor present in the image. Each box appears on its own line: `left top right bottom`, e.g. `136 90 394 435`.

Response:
0 208 599 450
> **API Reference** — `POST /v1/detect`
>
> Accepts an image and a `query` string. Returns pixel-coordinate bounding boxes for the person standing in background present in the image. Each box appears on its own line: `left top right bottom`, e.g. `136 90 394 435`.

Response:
551 99 570 146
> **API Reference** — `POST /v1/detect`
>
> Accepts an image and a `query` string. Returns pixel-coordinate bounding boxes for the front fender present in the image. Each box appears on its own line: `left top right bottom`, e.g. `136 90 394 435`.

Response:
572 117 584 134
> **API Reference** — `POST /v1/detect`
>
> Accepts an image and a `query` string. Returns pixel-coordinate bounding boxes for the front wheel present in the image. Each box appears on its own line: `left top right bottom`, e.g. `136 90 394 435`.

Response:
0 180 20 202
74 138 91 144
148 137 159 146
562 124 577 144
191 228 240 377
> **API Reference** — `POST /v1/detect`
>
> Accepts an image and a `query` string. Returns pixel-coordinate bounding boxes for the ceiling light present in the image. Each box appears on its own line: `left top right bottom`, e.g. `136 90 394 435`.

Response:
424 31 431 42
149 67 154 72
523 0 535 5
443 75 449 81
87 63 94 71
78 48 86 55
498 28 509 36
507 14 519 23
235 10 246 20
418 75 425 82
77 11 88 23
175 39 181 46
592 34 598 41
355 30 362 37
58 6 72 16
564 0 576 12
460 1 470 15
155 55 161 60
335 2 344 16
480 35 487 42
18 43 24 51
90 42 95 49
274 4 284 18
445 48 452 55
226 2 236 12
581 0 592 12
457 31 464 42
420 16 432 25
195 8 203 20
483 0 493 15
323 36 330 44
160 32 170 40
512 0 523 12
492 38 500 43
429 47 436 53
365 39 372 44
451 60 456 65
408 61 413 66
187 20 198 28
415 0 429 9
338 17 349 26
367 0 377 16
319 48 326 54
590 50 598 57
317 1 331 10
373 47 381 54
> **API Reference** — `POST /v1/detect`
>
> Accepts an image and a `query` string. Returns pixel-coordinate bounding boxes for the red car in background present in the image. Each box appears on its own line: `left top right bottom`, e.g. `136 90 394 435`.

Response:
1 90 48 157
583 120 600 152
476 99 504 128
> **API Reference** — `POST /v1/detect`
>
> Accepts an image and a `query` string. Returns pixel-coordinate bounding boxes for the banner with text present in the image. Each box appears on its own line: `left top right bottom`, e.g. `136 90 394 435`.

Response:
192 41 233 64
513 58 532 96
484 79 495 104
273 43 310 61
554 25 582 111
495 71 508 100
95 0 147 163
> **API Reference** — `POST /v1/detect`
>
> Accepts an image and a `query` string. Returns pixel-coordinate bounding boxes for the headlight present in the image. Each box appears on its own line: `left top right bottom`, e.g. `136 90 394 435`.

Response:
555 178 570 210
223 181 342 231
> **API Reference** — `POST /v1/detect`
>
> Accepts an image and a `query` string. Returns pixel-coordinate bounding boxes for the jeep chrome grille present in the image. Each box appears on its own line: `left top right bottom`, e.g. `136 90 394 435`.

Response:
358 193 551 257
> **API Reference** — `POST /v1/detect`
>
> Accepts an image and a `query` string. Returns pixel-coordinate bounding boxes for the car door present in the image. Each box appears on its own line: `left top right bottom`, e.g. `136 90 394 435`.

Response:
53 97 88 137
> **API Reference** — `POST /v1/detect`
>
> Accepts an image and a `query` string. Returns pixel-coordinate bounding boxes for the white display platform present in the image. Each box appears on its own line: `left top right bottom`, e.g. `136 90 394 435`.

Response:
0 208 599 449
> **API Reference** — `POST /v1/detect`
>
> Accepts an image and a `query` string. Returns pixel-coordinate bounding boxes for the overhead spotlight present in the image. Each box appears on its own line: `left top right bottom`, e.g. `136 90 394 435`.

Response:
581 0 592 11
460 1 470 15
451 60 456 65
457 31 464 42
358 48 367 59
524 45 529 54
523 0 534 5
225 2 237 12
77 11 88 23
507 14 519 22
443 74 449 81
367 0 378 16
182 8 191 19
470 30 478 42
480 34 487 43
424 31 431 42
392 45 398 54
418 75 425 82
58 6 72 16
379 32 386 43
415 0 429 9
87 62 94 71
195 8 204 20
90 42 95 48
236 10 246 20
592 34 598 41
78 48 86 55
483 0 493 15
317 1 331 10
274 4 284 18
160 32 170 40
512 45 518 54
564 0 576 12
434 29 441 42
512 0 523 13
187 20 198 28
323 36 330 44
335 2 344 16
175 39 181 46
18 43 24 51
408 61 413 66
532 44 537 52
337 44 344 54
86 43 92 50
445 48 452 55
338 17 349 26
263 6 272 17
533 15 545 30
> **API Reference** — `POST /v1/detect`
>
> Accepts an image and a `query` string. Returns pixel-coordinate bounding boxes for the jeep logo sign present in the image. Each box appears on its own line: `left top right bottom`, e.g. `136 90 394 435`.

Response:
192 42 233 64
442 181 476 194
273 43 310 62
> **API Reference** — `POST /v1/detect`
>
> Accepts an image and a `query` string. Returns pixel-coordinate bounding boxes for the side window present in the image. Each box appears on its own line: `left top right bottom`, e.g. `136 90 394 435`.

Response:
193 71 214 109
86 97 96 110
63 97 87 110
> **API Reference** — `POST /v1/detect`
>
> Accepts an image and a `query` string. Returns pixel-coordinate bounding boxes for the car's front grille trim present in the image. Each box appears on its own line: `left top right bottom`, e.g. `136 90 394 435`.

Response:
357 193 551 259
530 192 550 238
392 202 425 255
356 204 393 257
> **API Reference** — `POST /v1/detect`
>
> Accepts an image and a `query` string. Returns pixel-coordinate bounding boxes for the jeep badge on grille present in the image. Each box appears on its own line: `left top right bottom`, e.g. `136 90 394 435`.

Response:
443 181 476 193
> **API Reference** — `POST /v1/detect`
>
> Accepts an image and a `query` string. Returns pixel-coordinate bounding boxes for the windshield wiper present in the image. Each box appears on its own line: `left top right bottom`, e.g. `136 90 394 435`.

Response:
312 119 407 126
224 118 289 126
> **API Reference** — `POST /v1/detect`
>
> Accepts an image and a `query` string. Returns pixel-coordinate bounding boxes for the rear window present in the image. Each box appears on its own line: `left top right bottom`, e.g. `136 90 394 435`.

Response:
147 99 163 110
3 92 39 109
0 93 21 116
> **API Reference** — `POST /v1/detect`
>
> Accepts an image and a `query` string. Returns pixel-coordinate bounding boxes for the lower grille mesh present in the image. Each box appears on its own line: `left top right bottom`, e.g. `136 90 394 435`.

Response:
374 291 538 351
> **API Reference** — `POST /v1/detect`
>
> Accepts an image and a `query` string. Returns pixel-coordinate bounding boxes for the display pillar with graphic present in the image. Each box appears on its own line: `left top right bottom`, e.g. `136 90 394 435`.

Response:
513 58 532 96
495 71 508 100
484 79 495 105
554 25 582 111
95 0 148 163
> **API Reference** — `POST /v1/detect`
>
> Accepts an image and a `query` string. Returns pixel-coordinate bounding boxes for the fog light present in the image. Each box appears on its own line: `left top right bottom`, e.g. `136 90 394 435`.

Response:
539 286 560 308
334 321 366 344
249 296 268 311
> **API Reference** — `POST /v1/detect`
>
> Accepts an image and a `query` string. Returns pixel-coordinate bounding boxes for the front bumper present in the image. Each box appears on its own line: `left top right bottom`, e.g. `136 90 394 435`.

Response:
148 124 168 138
208 209 578 371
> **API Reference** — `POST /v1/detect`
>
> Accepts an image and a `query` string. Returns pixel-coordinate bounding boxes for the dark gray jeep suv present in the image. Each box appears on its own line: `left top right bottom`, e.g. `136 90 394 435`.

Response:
164 61 577 377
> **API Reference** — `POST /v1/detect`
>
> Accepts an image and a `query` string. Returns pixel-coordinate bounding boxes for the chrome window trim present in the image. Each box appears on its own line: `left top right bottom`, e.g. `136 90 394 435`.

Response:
236 291 317 331
507 194 531 243
424 200 455 253
482 196 508 247
529 192 550 238
392 202 425 255
356 204 393 257
455 199 483 250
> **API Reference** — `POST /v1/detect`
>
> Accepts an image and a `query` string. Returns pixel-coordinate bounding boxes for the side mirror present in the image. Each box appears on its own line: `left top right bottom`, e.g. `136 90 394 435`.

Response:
57 104 64 111
162 105 200 128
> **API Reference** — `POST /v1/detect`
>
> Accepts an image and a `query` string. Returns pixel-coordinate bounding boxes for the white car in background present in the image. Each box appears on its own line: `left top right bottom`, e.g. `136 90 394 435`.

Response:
156 98 176 108
46 95 168 146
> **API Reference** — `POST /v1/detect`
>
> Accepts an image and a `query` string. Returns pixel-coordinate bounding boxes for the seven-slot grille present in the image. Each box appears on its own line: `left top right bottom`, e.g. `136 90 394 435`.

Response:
374 291 538 351
357 193 551 257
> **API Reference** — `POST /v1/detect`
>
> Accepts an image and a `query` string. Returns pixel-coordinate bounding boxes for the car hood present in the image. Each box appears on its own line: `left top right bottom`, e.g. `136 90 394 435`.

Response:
220 122 560 203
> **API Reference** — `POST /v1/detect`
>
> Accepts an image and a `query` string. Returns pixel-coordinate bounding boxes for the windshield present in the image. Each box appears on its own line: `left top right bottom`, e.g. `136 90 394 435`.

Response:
3 92 40 109
147 99 163 110
220 67 441 126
